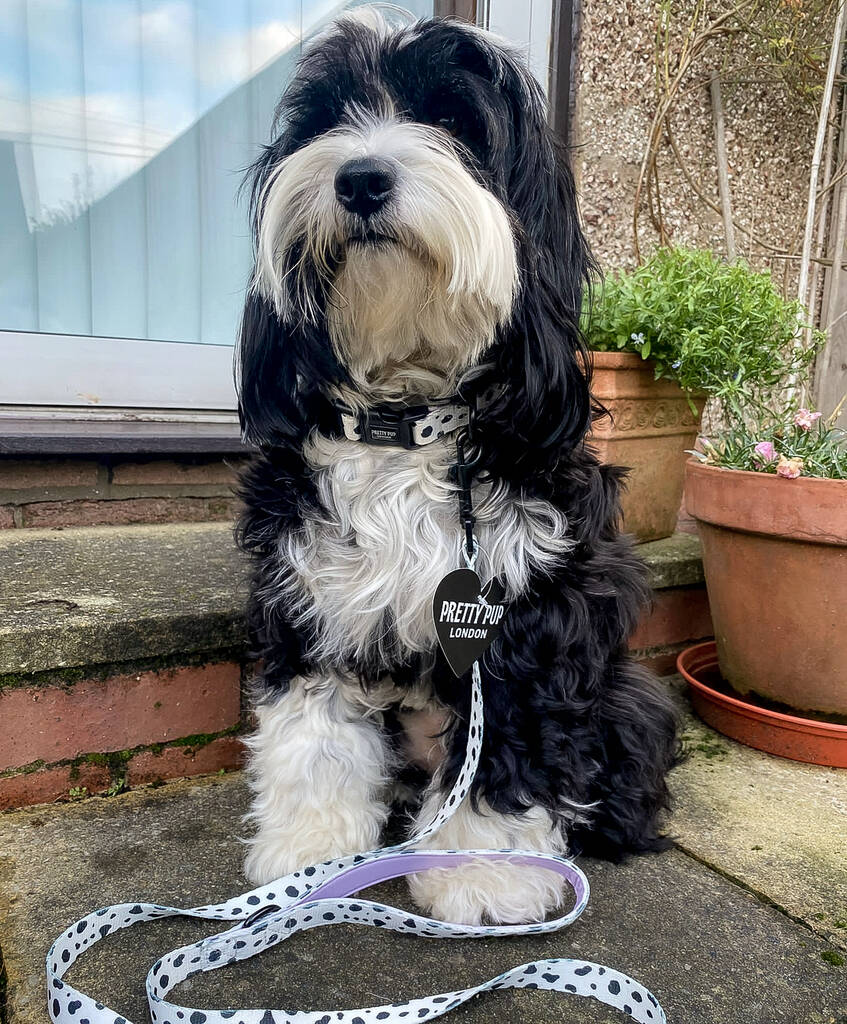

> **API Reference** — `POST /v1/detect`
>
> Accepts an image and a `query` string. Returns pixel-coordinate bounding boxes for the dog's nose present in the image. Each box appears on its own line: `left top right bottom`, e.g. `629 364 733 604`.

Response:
335 157 397 218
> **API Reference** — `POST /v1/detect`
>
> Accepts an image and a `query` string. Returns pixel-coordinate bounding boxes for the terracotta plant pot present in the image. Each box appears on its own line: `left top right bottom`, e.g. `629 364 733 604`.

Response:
589 351 704 543
685 460 847 715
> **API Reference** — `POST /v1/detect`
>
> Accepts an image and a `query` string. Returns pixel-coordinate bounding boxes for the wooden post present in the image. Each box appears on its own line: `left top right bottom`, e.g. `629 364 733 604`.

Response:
797 0 847 320
816 91 847 420
549 0 576 143
809 90 840 329
710 74 736 262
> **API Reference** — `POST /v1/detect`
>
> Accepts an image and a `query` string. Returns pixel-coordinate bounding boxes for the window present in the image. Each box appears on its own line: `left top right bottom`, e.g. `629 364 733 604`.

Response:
0 0 432 423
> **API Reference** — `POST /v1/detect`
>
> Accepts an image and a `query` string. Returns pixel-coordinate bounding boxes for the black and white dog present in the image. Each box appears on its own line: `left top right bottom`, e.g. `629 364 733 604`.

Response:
236 8 678 926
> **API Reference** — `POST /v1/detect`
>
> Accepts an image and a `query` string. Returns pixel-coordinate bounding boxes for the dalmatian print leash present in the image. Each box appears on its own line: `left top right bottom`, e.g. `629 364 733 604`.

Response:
46 563 667 1024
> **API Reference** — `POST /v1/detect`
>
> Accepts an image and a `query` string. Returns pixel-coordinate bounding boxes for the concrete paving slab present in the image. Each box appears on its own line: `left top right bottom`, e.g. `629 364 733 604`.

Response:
668 679 847 952
2 772 845 1024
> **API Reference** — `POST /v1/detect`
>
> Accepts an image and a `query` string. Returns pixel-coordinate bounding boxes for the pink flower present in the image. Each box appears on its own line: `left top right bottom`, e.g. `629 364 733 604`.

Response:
753 441 777 465
794 408 822 431
776 455 804 479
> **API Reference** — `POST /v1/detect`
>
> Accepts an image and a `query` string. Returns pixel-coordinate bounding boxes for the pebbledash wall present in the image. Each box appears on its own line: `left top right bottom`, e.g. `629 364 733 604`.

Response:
574 0 816 275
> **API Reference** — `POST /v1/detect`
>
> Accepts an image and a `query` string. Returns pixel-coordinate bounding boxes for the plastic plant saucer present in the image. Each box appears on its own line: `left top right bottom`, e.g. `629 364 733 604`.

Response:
677 642 847 769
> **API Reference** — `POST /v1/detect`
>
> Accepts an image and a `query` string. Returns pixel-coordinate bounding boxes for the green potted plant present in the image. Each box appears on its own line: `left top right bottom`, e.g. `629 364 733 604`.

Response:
587 248 847 756
582 247 711 541
584 248 826 543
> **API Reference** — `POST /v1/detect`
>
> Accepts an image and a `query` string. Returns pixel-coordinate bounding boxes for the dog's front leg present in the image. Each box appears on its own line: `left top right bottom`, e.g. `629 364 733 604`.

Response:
407 783 567 925
243 674 391 884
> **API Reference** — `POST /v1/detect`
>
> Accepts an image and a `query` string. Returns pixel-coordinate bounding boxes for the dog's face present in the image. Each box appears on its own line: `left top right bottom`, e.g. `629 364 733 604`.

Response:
251 13 539 396
240 10 592 469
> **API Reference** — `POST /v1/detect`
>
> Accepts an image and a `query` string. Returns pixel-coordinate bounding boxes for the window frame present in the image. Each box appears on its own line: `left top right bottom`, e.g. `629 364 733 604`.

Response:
1 0 578 454
433 0 477 19
0 330 241 454
0 330 236 411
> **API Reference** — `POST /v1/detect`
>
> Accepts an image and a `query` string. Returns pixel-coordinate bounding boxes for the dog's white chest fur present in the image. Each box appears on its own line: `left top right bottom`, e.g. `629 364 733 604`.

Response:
278 435 572 667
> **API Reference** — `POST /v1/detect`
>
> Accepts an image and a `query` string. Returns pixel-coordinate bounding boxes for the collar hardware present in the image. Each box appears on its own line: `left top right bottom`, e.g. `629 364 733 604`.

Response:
337 398 471 450
358 403 430 449
335 385 500 450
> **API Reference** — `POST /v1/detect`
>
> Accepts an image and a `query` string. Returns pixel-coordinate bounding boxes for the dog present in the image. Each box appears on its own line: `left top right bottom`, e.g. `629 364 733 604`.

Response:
235 8 678 926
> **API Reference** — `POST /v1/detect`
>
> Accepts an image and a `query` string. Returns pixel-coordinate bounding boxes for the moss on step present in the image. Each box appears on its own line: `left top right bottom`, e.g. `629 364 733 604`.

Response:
2 726 243 804
0 646 245 692
168 724 241 751
0 761 45 781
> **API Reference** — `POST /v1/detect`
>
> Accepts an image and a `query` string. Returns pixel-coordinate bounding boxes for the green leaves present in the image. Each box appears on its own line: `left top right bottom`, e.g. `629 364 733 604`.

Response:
582 246 823 418
701 420 846 480
581 246 843 477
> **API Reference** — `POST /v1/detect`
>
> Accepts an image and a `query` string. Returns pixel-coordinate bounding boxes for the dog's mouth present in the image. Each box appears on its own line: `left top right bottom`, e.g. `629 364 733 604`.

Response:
346 228 398 247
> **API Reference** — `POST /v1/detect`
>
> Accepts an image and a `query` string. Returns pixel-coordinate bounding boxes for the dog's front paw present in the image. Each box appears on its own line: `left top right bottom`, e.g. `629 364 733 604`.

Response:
244 832 317 885
244 818 382 885
408 858 565 925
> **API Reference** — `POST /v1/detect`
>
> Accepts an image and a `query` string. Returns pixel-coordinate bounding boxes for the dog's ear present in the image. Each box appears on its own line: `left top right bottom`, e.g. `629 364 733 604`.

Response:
237 122 345 448
236 289 342 448
475 39 595 476
236 290 291 447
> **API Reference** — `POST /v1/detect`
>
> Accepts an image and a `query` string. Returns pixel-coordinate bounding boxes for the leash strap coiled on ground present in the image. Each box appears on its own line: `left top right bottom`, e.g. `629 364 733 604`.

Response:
46 660 666 1024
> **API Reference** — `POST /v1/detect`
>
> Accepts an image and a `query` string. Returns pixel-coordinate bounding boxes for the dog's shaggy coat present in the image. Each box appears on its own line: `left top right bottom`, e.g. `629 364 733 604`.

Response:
236 10 678 924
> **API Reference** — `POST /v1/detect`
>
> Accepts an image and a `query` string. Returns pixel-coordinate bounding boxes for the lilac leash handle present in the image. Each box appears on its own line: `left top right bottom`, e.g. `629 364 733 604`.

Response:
46 664 667 1024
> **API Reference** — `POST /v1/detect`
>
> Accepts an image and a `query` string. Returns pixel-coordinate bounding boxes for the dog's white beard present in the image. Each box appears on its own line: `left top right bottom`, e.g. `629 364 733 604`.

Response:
253 113 518 397
328 244 506 400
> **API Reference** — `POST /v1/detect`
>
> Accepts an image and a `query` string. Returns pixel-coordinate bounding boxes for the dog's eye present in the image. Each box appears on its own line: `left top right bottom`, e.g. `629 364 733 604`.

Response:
438 115 459 135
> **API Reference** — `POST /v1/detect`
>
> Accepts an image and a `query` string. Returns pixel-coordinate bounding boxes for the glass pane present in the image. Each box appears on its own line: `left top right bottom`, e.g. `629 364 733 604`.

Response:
0 0 434 347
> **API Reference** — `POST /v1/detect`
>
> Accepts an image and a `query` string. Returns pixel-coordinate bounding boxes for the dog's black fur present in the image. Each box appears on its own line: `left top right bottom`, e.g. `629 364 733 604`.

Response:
237 16 679 861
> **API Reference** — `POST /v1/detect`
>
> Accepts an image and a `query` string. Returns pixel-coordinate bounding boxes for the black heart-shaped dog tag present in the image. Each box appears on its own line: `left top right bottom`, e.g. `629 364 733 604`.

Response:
432 569 507 677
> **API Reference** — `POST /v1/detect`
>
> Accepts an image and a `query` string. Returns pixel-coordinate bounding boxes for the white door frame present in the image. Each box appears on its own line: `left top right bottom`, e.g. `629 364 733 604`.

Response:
485 0 554 92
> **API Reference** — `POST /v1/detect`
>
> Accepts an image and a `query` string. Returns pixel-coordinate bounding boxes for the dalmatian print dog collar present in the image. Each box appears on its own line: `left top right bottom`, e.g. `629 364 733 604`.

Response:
335 386 502 449
46 660 666 1024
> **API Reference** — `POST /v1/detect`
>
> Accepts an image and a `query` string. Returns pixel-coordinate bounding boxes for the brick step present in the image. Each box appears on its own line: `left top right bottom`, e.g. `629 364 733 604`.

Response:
0 454 245 528
629 532 712 673
0 523 711 810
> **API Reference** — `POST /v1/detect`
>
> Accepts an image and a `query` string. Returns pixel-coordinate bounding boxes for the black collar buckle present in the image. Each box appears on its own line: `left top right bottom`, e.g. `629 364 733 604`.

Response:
357 403 428 450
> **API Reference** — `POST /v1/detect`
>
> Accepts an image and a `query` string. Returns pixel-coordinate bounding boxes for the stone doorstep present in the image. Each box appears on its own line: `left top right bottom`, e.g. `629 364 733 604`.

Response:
637 531 704 588
0 525 711 811
0 523 707 679
0 523 247 678
0 683 845 1024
